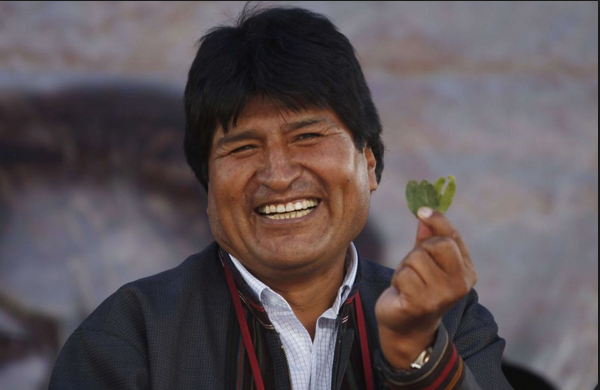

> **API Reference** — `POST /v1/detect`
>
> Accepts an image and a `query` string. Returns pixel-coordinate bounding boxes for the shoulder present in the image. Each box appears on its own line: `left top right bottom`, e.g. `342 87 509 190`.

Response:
117 241 224 303
358 257 394 299
76 242 227 347
359 257 394 282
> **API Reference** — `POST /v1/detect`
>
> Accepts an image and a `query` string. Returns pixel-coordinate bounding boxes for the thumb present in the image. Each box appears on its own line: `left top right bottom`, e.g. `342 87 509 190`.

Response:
415 213 434 248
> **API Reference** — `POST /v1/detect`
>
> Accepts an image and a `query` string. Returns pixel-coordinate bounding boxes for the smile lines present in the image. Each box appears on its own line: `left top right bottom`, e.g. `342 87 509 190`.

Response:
256 199 319 220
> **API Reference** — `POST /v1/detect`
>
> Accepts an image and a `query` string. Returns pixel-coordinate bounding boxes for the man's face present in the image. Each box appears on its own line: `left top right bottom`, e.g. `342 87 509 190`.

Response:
206 97 377 280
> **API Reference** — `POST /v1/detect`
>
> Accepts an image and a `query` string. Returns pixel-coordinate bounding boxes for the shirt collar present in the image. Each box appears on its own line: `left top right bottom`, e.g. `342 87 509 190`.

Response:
228 243 359 315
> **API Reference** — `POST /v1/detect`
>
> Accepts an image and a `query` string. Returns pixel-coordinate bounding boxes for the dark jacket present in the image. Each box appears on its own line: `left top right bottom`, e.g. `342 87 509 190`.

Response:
49 242 513 389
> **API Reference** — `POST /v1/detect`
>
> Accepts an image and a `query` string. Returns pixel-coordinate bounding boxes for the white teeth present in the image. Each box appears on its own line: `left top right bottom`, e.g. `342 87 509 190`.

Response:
264 206 316 220
259 199 319 219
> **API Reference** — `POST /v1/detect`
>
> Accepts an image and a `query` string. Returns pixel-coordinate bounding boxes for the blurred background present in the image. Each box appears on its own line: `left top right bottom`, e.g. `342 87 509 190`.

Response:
0 1 597 389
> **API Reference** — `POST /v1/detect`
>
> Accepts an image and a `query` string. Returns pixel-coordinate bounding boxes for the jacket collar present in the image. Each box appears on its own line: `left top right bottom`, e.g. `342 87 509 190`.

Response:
218 246 364 329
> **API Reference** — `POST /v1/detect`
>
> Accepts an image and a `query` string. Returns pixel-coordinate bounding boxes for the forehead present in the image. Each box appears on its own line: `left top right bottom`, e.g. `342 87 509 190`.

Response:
214 96 344 139
238 96 286 121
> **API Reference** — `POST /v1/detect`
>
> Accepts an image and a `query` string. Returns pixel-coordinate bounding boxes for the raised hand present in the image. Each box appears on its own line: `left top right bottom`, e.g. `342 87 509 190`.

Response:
375 207 478 369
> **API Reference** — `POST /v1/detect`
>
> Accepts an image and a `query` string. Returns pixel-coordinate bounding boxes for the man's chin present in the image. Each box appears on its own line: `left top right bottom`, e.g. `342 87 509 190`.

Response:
247 248 327 275
261 252 320 271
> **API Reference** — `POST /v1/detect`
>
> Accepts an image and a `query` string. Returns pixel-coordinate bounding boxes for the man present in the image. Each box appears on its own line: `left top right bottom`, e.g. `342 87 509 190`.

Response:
49 5 513 390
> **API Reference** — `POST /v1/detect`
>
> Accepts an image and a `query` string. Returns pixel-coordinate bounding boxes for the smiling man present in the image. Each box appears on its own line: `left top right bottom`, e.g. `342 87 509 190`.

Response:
50 5 513 390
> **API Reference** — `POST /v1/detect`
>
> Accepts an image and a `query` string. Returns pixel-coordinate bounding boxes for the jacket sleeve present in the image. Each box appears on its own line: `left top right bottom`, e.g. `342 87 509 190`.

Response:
48 327 150 390
375 290 514 390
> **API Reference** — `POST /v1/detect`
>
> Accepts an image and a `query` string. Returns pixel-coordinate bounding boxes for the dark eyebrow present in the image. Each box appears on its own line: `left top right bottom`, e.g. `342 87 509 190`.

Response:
282 117 327 131
215 129 261 150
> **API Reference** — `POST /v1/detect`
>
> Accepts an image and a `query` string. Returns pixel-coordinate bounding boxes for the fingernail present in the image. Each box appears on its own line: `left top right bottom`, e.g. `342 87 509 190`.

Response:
418 207 433 219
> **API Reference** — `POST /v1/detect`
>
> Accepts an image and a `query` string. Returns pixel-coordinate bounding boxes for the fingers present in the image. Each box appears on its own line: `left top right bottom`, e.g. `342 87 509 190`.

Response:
416 207 454 236
392 247 465 317
420 236 477 291
414 221 434 247
399 234 477 296
416 207 473 269
419 236 463 274
393 248 446 294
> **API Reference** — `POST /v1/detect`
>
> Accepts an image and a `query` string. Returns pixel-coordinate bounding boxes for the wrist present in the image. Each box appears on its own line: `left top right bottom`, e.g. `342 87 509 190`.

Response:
378 326 438 370
376 327 458 387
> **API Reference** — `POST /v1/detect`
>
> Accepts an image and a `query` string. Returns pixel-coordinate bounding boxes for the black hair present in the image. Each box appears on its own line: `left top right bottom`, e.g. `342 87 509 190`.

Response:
184 4 384 190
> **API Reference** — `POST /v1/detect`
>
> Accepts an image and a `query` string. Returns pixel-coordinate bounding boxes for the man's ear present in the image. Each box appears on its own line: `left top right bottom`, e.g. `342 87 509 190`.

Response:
365 147 378 192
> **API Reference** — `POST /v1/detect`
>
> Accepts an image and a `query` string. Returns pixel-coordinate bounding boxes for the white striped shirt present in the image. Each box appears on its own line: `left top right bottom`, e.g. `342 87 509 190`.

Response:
229 244 358 390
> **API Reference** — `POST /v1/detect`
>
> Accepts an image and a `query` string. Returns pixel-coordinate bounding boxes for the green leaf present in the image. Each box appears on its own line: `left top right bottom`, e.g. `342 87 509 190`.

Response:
433 176 446 198
405 180 420 216
438 175 456 213
405 175 456 217
419 180 440 210
405 179 439 217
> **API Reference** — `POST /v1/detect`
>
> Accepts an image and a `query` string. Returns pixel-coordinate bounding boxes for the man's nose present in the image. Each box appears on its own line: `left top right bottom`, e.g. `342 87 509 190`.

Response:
255 147 302 191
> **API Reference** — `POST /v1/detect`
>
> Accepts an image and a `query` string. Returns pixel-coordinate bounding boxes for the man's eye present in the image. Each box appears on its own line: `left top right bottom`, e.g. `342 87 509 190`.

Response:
296 133 321 141
230 145 256 154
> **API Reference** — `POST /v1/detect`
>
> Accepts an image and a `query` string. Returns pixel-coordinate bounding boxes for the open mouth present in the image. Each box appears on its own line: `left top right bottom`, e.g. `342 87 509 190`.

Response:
255 199 320 220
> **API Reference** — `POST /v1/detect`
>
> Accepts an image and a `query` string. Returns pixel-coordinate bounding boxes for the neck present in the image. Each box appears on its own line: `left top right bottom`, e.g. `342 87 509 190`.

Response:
251 252 348 340
275 261 346 338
